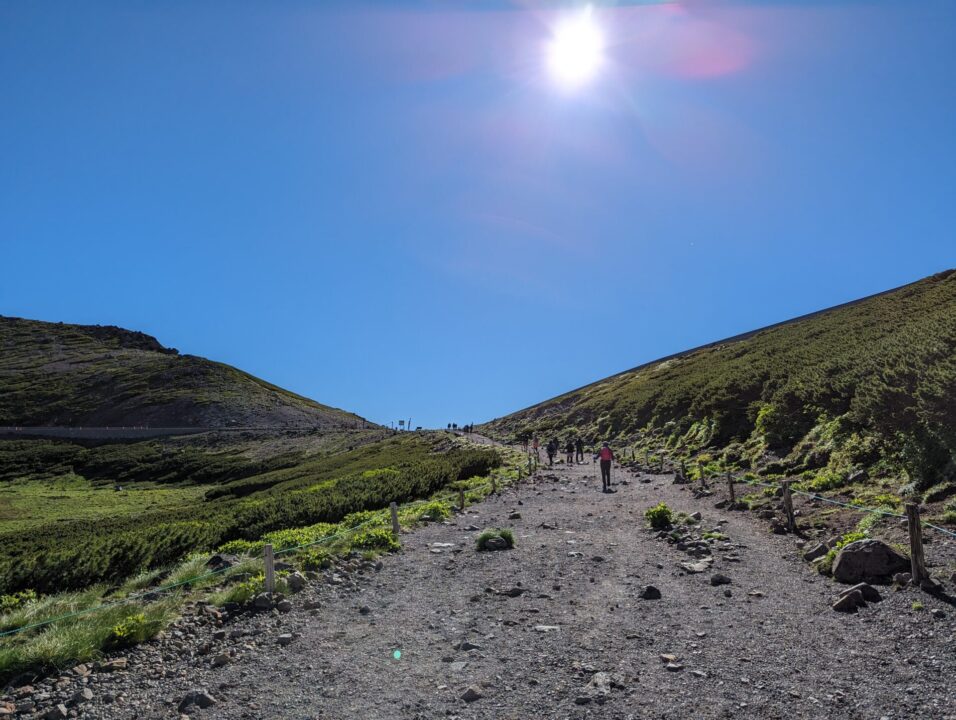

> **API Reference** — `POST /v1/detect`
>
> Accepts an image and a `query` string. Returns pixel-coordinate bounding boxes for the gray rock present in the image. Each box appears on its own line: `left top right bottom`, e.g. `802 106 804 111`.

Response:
509 512 522 520
42 704 68 720
894 572 912 585
178 690 217 713
832 589 864 612
710 574 732 586
803 543 828 562
359 605 371 615
277 634 294 646
461 686 483 702
286 573 307 593
276 600 293 613
71 688 94 705
930 608 946 619
252 594 274 610
832 539 909 583
638 585 661 600
456 641 481 651
211 653 230 668
483 536 509 551
96 657 127 673
841 582 881 603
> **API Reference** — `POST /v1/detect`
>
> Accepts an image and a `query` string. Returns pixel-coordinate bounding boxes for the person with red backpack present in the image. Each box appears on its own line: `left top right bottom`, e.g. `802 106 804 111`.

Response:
597 442 614 493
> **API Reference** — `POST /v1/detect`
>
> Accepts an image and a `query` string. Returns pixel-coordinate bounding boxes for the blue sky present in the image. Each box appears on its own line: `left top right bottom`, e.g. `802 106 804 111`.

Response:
1 1 953 428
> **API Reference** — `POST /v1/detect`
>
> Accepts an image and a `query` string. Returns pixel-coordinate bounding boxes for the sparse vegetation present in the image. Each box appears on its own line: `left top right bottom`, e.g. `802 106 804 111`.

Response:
476 528 515 551
645 503 674 530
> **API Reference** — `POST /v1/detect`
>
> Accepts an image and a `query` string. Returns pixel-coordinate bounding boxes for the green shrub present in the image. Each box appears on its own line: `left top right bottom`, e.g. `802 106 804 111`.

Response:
644 503 674 530
476 528 515 551
297 548 332 571
109 613 150 648
350 527 399 553
0 590 37 614
416 500 452 522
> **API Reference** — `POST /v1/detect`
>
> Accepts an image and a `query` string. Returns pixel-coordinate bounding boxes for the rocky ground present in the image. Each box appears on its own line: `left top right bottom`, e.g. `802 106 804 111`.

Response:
5 455 956 719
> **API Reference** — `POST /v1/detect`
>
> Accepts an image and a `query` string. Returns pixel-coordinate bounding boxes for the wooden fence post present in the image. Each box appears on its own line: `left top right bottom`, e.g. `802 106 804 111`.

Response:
644 450 650 469
781 481 796 533
390 502 400 539
726 470 735 506
698 461 707 490
459 487 466 512
264 544 275 594
491 476 497 494
679 460 687 483
905 503 927 584
659 454 664 473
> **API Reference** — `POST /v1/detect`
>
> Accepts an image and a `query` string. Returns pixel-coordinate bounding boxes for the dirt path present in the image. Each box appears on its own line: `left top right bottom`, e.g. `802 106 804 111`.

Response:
70 454 955 720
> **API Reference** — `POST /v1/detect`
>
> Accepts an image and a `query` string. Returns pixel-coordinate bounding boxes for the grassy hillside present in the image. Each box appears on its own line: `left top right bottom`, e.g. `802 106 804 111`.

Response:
0 316 367 429
0 431 502 595
482 270 956 498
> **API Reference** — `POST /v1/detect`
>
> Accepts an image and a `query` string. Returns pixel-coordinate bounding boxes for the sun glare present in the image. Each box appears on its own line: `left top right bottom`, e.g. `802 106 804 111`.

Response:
546 5 605 90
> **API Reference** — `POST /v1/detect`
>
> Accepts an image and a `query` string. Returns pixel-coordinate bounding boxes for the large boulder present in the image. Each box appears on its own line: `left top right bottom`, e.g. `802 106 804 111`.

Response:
832 539 909 583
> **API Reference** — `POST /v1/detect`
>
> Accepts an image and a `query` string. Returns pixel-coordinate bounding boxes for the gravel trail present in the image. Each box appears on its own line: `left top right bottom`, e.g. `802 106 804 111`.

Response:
36 453 956 719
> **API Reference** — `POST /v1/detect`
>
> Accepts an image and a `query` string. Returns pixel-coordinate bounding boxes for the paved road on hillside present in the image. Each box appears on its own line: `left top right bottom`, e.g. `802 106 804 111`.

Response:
83 450 956 720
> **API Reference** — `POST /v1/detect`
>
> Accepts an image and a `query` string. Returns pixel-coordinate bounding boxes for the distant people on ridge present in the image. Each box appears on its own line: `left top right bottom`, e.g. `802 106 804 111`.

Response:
565 439 574 465
575 437 584 463
547 438 557 467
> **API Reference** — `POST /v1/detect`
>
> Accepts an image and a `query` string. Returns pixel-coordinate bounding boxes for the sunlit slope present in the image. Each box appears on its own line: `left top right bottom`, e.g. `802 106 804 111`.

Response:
482 270 956 488
0 316 367 429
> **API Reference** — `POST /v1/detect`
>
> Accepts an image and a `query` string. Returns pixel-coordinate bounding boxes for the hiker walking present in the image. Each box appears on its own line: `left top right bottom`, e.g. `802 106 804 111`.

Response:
597 442 614 492
532 436 540 461
565 439 575 465
575 437 584 463
547 439 557 466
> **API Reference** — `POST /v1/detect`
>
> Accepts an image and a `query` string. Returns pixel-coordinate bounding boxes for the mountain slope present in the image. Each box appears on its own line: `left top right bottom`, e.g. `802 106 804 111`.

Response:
0 316 368 429
482 270 956 490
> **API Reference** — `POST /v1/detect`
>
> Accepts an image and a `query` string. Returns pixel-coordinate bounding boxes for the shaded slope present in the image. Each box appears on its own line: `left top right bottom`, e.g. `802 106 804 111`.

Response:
0 316 367 429
482 270 956 489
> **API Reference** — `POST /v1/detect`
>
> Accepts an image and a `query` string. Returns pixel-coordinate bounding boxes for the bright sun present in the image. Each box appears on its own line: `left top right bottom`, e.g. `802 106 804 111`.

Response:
546 5 605 90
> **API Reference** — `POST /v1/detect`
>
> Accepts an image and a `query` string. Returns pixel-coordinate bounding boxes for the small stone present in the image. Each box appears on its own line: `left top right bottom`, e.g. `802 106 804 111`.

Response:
461 686 483 702
276 600 293 613
894 572 912 585
252 593 274 610
665 662 684 672
456 641 482 651
286 573 307 593
638 585 661 600
359 605 371 615
509 512 522 520
97 657 128 673
832 589 864 612
690 670 707 678
803 543 828 562
277 634 294 646
42 704 68 720
841 582 881 603
449 661 468 672
533 625 560 633
484 536 509 551
72 688 94 705
689 512 702 521
574 695 592 705
211 653 230 668
930 608 945 619
710 574 732 586
178 690 217 713
660 654 678 663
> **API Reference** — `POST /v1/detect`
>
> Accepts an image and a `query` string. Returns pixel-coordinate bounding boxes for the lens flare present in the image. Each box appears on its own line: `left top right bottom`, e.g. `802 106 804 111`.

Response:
546 5 605 90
